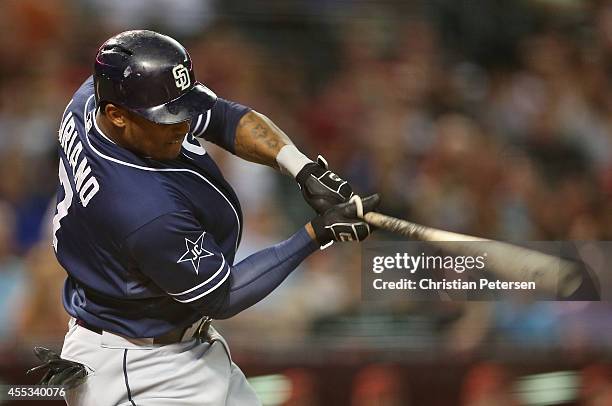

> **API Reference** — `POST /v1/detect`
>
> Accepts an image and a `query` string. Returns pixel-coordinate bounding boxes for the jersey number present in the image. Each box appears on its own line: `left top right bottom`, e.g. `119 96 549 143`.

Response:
52 159 74 251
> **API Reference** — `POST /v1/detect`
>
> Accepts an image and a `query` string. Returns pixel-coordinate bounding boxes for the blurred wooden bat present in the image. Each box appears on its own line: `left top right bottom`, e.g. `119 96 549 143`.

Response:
363 212 583 297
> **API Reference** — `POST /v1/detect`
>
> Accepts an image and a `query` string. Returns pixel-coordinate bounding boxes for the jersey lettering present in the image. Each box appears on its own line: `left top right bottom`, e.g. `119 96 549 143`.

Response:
74 159 92 191
69 142 83 168
58 112 100 207
53 159 74 251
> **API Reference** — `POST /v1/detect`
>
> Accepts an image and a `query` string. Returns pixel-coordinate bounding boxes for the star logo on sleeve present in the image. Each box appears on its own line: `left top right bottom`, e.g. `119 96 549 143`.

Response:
177 232 213 274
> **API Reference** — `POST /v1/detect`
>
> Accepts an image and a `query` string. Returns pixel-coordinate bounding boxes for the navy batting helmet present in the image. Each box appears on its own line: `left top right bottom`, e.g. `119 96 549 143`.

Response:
94 30 216 124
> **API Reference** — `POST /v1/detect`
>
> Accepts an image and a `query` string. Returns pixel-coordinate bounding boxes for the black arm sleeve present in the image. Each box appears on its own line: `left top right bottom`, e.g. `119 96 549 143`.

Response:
202 227 319 319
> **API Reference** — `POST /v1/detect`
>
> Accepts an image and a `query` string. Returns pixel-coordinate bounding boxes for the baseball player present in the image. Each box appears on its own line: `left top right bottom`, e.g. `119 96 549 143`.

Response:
34 30 379 405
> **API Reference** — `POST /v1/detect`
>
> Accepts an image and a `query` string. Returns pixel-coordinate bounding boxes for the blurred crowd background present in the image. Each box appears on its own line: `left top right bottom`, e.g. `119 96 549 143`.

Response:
0 0 611 404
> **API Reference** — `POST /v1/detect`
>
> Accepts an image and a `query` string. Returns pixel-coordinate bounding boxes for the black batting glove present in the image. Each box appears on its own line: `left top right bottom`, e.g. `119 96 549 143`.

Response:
311 194 380 245
296 155 353 214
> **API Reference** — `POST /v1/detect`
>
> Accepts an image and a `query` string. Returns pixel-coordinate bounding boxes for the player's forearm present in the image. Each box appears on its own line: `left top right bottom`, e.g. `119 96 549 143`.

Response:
234 110 311 172
234 111 289 168
209 226 319 319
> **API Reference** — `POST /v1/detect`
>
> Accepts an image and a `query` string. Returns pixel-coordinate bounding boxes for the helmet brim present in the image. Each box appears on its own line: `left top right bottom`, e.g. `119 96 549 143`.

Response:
132 83 217 125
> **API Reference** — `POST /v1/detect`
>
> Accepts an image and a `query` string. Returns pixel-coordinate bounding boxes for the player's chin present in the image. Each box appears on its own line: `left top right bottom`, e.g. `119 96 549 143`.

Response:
155 143 183 160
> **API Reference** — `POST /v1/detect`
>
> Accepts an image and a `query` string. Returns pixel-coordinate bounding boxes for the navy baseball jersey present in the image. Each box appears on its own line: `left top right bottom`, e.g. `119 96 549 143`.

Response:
53 77 250 338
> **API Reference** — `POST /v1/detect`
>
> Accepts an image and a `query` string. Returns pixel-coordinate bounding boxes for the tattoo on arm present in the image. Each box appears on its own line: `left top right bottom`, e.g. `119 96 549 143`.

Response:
235 111 292 168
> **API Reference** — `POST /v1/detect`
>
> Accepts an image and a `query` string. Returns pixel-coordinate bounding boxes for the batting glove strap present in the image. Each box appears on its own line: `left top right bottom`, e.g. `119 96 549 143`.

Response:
311 194 380 244
296 155 353 214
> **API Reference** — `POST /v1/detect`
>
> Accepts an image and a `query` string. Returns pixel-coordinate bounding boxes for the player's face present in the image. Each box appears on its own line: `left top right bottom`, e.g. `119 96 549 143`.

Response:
122 111 190 160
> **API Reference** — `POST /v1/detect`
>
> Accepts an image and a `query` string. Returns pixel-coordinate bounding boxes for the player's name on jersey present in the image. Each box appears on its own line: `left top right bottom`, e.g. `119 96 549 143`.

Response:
372 278 537 291
58 110 100 207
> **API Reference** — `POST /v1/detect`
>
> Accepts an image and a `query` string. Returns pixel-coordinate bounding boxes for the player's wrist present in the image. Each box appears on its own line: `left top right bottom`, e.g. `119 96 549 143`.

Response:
309 216 332 245
276 144 313 177
305 222 317 241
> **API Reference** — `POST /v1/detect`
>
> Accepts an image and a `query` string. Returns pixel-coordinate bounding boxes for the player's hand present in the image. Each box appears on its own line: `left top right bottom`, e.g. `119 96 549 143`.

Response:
311 194 380 244
295 155 353 214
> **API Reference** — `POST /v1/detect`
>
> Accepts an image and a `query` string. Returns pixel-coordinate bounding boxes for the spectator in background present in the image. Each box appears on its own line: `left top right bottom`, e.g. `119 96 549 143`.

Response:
0 149 54 253
351 364 408 406
83 0 215 37
581 364 612 406
461 363 518 406
282 368 320 406
0 203 26 342
16 242 68 346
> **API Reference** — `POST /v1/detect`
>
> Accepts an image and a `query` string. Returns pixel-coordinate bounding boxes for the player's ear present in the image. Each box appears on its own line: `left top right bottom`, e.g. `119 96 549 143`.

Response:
104 103 128 128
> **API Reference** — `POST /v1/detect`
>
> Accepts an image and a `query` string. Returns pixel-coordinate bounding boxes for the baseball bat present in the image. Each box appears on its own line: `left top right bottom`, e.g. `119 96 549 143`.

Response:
363 212 583 297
